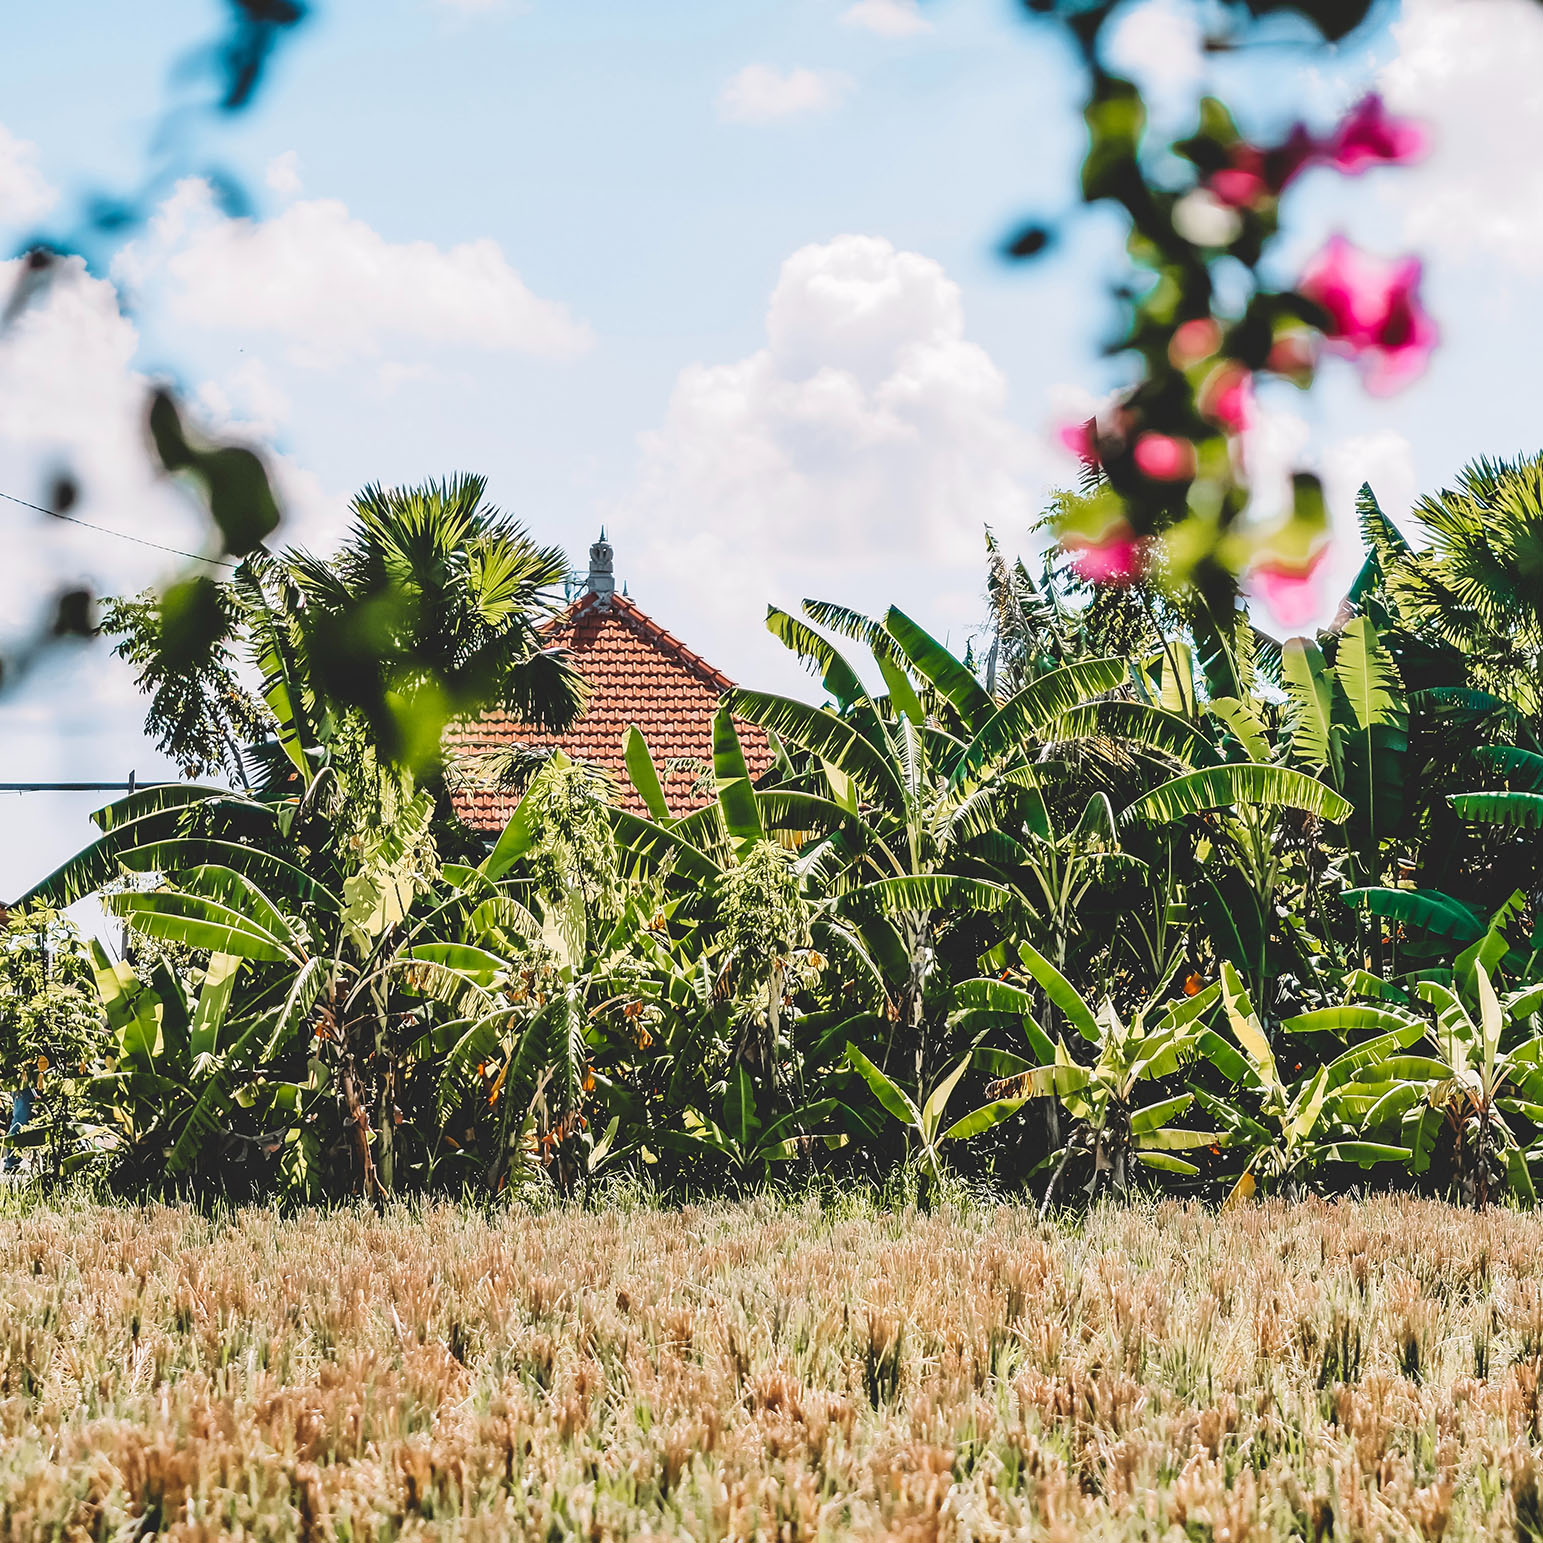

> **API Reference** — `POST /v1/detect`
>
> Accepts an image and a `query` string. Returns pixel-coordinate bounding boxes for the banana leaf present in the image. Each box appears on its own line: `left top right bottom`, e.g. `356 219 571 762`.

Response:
1122 764 1351 825
884 607 994 729
1340 886 1485 942
766 606 866 710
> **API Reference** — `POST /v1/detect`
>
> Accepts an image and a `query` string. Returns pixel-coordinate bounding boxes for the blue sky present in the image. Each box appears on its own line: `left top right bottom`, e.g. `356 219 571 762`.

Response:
2 0 1541 904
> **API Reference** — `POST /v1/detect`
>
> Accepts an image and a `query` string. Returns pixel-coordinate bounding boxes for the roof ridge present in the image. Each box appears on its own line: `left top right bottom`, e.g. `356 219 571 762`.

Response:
549 590 738 692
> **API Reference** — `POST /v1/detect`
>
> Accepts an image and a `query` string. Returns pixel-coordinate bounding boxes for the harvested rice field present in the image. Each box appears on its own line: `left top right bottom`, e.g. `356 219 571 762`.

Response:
4 1195 1543 1539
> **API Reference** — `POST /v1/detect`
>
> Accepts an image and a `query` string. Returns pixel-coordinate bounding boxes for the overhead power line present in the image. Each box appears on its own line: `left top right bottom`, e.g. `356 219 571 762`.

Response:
0 488 238 569
0 782 139 793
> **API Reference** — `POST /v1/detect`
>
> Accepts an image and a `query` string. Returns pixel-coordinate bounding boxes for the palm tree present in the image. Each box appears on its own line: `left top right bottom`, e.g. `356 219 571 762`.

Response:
1370 457 1543 717
104 473 586 787
285 474 585 771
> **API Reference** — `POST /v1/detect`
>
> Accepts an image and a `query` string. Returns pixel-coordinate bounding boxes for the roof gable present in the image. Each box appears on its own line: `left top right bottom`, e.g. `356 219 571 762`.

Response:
447 592 773 830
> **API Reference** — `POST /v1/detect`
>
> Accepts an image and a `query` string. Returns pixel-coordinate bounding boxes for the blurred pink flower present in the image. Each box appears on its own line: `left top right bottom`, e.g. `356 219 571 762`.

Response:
1057 418 1098 464
1266 332 1317 382
1202 100 1423 213
1066 531 1141 585
1250 555 1327 629
1170 317 1222 368
1207 127 1316 209
1133 433 1196 481
1198 362 1253 433
1209 165 1266 209
1324 95 1428 174
1298 236 1437 394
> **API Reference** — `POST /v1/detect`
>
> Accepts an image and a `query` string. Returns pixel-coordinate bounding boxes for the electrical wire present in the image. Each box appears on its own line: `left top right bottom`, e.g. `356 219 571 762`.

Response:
0 487 238 569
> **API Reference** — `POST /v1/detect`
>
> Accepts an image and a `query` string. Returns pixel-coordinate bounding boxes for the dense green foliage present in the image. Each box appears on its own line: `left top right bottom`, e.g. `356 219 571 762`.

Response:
8 457 1543 1213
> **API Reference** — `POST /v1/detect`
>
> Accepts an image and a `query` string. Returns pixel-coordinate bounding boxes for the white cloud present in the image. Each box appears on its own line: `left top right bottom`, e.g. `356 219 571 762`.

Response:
194 357 293 443
264 150 303 198
0 122 56 226
1322 431 1417 535
840 0 933 39
717 65 854 124
1103 0 1205 128
0 258 346 827
0 259 182 598
0 257 344 614
0 257 220 852
612 235 1043 684
1382 0 1543 271
115 178 592 367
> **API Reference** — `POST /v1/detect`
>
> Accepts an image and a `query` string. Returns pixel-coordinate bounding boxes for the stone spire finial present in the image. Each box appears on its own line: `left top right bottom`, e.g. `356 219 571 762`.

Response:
586 528 615 609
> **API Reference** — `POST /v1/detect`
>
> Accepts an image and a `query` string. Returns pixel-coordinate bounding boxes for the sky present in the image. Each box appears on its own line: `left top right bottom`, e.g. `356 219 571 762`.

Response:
2 0 1542 905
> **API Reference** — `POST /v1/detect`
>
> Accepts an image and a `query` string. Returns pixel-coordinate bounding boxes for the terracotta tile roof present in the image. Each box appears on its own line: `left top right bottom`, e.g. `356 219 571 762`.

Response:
447 592 773 831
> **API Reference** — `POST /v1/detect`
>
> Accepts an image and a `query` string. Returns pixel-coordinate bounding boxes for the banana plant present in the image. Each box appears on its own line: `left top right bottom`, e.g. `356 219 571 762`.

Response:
70 943 283 1187
963 943 1221 1208
994 791 1149 977
721 599 1209 1086
1339 964 1543 1208
35 779 556 1199
658 1064 845 1183
1193 963 1415 1201
430 753 686 1198
1122 751 1352 1003
1281 615 1408 883
844 1042 1026 1202
610 715 844 1098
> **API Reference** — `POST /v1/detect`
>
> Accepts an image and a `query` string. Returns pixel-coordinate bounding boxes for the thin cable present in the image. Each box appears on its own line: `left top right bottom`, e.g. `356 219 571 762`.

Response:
0 488 238 569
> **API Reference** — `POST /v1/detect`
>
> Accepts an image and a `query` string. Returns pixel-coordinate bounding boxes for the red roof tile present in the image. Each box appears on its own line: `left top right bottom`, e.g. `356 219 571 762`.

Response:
447 592 773 831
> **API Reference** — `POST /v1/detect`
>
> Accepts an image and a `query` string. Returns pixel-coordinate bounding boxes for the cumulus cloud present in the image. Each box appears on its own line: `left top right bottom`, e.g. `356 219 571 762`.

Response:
0 122 56 226
0 259 344 618
264 150 303 198
0 260 182 593
0 259 221 824
1382 0 1543 271
0 258 344 757
717 65 854 124
840 0 933 39
612 235 1043 684
0 254 353 905
194 357 294 443
115 179 592 367
1103 0 1205 128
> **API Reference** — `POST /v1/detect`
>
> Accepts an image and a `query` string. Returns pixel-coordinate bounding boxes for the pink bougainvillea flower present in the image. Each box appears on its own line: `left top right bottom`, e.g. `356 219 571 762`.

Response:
1266 332 1317 382
1209 165 1267 210
1208 126 1316 209
1133 433 1197 481
1323 94 1429 175
1356 267 1441 393
1057 417 1099 465
1169 317 1222 369
1249 547 1329 629
1298 235 1438 394
1198 362 1253 434
1065 528 1141 585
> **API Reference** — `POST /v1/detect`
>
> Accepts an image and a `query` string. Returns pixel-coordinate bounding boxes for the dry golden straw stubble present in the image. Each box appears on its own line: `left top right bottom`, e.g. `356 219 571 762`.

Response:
0 1194 1540 1539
